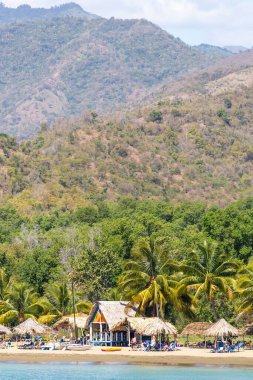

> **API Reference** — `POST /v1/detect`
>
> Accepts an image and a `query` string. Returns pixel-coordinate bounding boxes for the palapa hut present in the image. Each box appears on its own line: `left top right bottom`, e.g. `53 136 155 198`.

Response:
140 318 177 336
239 324 253 337
125 317 177 336
85 301 136 346
0 324 12 335
13 318 46 336
181 322 213 337
181 322 213 347
53 314 88 332
141 318 177 350
205 318 238 340
111 316 177 348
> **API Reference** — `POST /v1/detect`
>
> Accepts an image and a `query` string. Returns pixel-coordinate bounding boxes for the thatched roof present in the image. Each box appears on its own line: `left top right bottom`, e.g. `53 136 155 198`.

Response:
111 317 177 335
85 301 136 331
0 324 12 335
54 314 88 330
206 319 238 337
140 318 177 336
13 318 46 335
238 324 253 336
181 322 213 336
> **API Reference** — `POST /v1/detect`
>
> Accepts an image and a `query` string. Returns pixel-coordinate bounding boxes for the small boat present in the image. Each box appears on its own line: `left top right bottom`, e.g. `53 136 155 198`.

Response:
66 344 92 351
101 347 122 352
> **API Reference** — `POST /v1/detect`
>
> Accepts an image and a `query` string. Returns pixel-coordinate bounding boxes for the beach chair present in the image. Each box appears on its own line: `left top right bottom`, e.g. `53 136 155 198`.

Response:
236 342 244 351
227 344 236 352
210 341 224 353
41 343 55 351
168 342 176 351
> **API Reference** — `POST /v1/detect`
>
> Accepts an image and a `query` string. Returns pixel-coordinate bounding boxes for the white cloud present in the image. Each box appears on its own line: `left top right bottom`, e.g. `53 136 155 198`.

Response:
3 0 253 47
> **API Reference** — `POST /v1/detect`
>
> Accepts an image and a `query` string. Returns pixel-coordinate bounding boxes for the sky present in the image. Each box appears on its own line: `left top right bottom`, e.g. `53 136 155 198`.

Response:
3 0 253 47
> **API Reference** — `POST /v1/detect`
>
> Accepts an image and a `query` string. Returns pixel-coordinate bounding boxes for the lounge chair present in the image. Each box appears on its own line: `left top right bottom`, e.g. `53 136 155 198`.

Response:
210 341 224 353
227 342 244 352
168 342 176 351
41 343 55 350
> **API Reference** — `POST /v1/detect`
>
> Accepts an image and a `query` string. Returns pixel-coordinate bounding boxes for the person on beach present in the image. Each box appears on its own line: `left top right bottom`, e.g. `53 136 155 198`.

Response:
130 337 136 350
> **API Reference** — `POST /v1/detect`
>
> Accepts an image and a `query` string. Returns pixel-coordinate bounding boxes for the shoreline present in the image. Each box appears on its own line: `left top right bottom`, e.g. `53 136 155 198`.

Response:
1 347 253 367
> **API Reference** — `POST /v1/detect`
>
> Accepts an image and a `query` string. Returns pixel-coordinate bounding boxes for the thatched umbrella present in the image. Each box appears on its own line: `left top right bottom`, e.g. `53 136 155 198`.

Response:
53 315 87 331
238 324 253 344
141 318 177 336
13 318 46 336
0 324 12 335
140 318 177 350
181 322 213 336
205 318 238 340
238 324 253 336
181 322 213 347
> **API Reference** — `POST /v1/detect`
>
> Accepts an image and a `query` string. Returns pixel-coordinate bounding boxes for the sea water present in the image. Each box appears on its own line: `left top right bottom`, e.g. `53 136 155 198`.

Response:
0 363 253 380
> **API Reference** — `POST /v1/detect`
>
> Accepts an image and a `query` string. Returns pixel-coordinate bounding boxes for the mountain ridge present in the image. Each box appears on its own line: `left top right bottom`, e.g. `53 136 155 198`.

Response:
0 2 99 23
0 16 221 139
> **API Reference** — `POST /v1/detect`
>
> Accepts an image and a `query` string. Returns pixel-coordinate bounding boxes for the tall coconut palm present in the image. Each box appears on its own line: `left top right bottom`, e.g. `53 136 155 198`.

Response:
46 282 70 316
180 240 242 303
119 238 187 317
236 258 253 318
0 282 45 325
0 268 8 300
38 283 91 325
37 282 71 325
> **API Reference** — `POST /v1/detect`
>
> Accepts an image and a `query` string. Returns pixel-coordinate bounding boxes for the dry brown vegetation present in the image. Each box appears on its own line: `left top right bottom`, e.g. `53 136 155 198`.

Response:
1 61 253 213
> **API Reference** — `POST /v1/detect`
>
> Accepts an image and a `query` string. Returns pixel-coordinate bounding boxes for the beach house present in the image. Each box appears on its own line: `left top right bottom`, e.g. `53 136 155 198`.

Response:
85 301 136 346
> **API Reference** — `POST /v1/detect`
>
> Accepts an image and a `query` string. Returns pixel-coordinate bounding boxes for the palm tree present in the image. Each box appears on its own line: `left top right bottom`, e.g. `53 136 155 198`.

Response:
180 240 242 305
236 258 253 318
0 282 45 325
119 238 185 317
0 268 8 300
46 282 70 316
38 283 91 325
37 282 71 325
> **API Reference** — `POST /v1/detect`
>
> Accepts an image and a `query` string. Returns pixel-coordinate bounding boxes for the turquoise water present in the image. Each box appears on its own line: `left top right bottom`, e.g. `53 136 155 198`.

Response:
1 363 253 380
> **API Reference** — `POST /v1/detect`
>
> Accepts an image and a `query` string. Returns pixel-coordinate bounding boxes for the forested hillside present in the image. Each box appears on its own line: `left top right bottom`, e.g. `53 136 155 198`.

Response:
1 195 253 326
0 64 253 210
1 5 253 329
0 13 226 139
0 3 98 23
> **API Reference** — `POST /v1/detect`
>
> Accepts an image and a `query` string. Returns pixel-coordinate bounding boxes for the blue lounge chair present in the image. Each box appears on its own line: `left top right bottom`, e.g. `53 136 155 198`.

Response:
169 342 176 351
211 340 224 353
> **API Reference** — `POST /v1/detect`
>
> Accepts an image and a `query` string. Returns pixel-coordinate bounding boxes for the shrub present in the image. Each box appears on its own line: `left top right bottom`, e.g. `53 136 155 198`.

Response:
224 98 232 109
217 109 230 125
245 151 253 161
148 110 163 123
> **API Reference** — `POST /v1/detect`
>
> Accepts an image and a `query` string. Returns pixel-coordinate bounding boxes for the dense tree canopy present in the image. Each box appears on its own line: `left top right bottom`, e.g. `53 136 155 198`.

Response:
0 198 253 326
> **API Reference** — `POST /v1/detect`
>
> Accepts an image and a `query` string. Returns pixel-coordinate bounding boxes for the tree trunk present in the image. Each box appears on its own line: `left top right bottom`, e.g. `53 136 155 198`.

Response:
156 304 159 318
153 304 156 317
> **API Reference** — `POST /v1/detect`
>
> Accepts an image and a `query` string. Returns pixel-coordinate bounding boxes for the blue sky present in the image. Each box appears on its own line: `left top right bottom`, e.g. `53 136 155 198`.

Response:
3 0 253 47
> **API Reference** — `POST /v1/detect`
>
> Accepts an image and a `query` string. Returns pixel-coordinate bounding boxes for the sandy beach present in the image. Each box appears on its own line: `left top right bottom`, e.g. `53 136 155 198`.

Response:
1 347 253 367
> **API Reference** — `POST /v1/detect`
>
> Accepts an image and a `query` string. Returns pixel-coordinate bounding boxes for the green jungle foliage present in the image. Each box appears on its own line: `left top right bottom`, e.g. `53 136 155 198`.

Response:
1 197 253 328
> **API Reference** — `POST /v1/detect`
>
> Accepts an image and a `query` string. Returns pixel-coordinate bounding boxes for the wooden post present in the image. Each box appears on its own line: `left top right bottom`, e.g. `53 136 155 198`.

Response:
71 281 78 343
89 325 92 344
100 322 103 342
128 323 131 348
